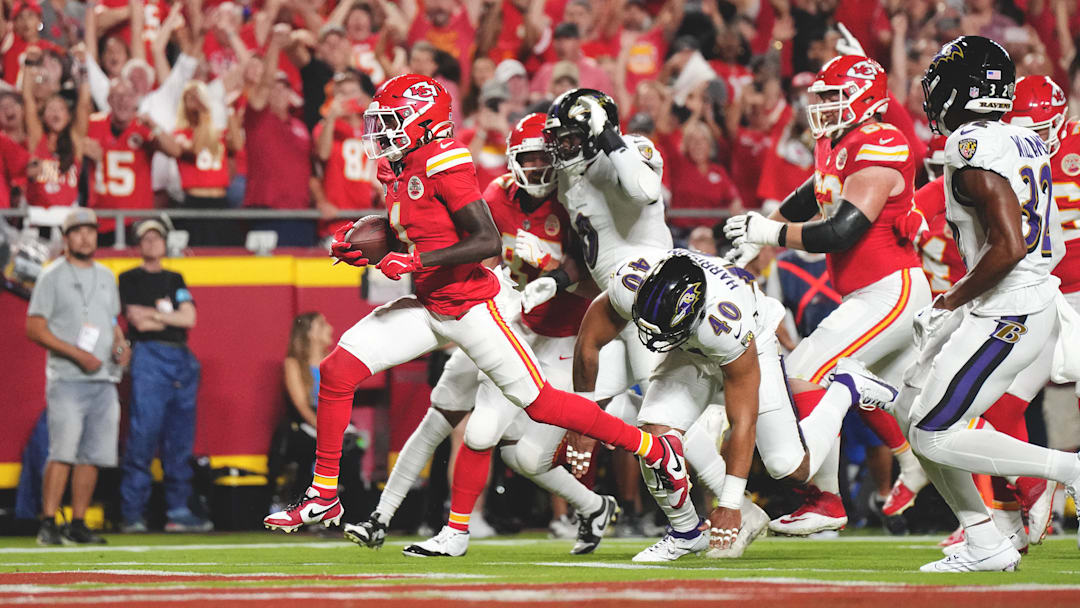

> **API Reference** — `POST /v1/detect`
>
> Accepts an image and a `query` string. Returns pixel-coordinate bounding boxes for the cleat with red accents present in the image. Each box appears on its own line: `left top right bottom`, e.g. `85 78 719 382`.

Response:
1019 479 1058 545
649 435 691 509
263 488 343 533
768 486 847 536
939 525 965 548
882 478 923 518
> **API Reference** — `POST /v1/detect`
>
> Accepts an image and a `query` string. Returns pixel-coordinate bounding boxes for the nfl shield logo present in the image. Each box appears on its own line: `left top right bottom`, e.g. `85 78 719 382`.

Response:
407 176 424 199
969 86 981 98
959 138 978 161
1062 153 1080 177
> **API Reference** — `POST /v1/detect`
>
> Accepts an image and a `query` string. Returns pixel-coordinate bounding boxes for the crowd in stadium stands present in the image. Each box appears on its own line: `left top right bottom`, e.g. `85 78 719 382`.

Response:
6 0 1080 539
0 0 1076 248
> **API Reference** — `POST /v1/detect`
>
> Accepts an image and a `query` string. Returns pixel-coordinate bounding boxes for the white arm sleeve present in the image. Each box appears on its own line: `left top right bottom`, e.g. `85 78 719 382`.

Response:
87 57 111 112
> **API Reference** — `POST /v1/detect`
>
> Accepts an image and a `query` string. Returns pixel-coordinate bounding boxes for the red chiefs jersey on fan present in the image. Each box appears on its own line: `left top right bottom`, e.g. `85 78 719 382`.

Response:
1051 120 1080 293
913 176 966 296
383 138 498 316
25 138 79 207
173 128 229 190
315 119 377 236
87 113 155 231
813 121 921 295
484 174 589 337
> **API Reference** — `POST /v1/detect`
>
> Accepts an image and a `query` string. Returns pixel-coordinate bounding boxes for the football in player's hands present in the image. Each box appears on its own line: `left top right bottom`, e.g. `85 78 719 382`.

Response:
334 215 399 265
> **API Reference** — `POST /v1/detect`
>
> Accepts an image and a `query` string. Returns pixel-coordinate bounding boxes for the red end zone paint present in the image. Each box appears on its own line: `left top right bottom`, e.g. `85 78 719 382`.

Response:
3 576 1079 607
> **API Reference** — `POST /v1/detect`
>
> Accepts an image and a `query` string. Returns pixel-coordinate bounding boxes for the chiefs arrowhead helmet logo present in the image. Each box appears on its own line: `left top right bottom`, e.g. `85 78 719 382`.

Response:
403 83 438 103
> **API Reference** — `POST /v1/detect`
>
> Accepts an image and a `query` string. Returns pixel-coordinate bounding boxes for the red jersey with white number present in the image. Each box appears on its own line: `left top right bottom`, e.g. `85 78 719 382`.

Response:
383 138 499 317
813 121 921 295
1 35 64 87
913 176 966 297
1051 121 1080 293
315 118 377 237
26 138 79 207
173 128 229 190
87 113 155 232
484 174 589 337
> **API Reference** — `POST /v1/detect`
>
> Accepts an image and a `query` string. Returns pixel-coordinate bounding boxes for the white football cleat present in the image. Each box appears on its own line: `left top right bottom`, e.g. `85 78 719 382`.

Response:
343 511 388 549
571 496 619 555
402 525 469 557
468 513 496 539
769 486 847 536
707 496 769 559
1023 480 1058 545
632 523 709 562
920 537 1021 572
832 357 898 411
944 528 1027 557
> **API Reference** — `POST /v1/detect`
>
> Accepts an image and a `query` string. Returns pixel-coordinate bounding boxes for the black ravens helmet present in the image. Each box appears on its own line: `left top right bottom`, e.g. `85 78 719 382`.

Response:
922 35 1015 136
543 88 619 170
631 252 707 353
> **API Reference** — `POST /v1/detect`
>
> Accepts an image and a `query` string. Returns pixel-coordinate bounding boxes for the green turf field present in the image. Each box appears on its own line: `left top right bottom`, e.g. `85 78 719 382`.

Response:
2 531 1079 606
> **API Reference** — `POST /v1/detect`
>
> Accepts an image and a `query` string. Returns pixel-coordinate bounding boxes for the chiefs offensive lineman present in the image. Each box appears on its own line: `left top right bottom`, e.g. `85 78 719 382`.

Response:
263 75 688 537
725 55 933 535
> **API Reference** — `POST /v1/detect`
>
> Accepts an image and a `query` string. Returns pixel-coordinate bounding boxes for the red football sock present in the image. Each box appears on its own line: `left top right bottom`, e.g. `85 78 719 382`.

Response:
526 384 661 462
793 388 826 420
448 445 492 532
858 406 908 451
990 475 1020 509
982 393 1029 441
312 347 371 498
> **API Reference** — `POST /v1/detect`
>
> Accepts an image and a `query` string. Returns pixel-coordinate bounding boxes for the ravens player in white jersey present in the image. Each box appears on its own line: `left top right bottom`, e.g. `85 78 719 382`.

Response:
574 249 897 561
878 36 1080 572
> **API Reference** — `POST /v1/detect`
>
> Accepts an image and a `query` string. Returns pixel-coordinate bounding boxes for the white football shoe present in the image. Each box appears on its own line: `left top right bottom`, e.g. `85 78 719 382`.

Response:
632 523 709 562
944 528 1027 557
1066 469 1080 550
343 511 388 549
571 496 619 555
469 513 496 539
920 537 1021 572
402 525 469 557
832 357 899 411
706 496 769 559
549 514 577 540
1023 480 1058 545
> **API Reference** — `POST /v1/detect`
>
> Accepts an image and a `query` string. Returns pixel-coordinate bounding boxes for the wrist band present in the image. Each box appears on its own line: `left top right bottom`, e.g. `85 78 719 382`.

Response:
777 224 788 247
596 127 625 154
543 267 571 291
718 475 747 509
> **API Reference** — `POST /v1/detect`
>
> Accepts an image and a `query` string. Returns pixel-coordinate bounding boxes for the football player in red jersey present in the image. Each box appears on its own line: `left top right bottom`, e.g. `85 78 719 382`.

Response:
725 56 933 535
86 78 180 237
264 76 689 552
345 113 618 557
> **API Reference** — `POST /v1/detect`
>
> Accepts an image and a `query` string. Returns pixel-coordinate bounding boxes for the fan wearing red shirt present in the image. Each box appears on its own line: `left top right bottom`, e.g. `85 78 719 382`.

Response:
22 53 90 208
1 1 63 87
725 56 932 535
667 120 742 229
86 78 181 236
405 0 479 85
313 72 378 239
263 75 689 552
93 0 168 69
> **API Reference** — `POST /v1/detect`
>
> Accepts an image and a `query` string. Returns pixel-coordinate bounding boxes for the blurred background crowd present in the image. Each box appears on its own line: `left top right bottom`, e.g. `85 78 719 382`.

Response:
0 0 1077 247
3 0 1080 540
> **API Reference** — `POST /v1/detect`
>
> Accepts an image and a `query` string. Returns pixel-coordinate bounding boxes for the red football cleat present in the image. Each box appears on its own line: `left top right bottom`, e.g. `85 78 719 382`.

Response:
939 525 965 548
768 486 847 536
649 435 691 509
1019 479 1058 545
882 478 922 517
263 488 343 533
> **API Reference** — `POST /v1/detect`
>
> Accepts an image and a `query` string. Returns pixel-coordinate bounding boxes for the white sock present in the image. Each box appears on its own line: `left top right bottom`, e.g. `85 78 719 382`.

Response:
639 455 699 532
683 410 727 497
799 384 849 480
894 443 928 489
966 519 1006 550
502 443 603 515
810 439 841 495
375 408 453 523
916 453 994 541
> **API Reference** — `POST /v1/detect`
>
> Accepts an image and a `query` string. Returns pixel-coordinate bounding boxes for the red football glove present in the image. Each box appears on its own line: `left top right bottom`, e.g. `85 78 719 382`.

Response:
375 250 423 280
892 209 928 248
329 224 370 267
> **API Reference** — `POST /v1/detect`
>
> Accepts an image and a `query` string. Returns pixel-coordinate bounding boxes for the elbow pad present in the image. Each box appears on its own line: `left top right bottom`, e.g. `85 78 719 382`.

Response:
608 144 662 204
800 199 872 253
778 178 819 222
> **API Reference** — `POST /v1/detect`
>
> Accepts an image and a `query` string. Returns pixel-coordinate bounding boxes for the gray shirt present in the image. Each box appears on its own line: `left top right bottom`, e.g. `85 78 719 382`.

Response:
27 258 122 383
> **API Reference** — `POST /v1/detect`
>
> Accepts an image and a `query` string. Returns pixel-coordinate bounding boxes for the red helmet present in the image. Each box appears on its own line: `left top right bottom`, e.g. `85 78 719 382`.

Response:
1004 75 1068 157
807 55 889 140
924 134 948 178
507 113 555 198
362 74 453 161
